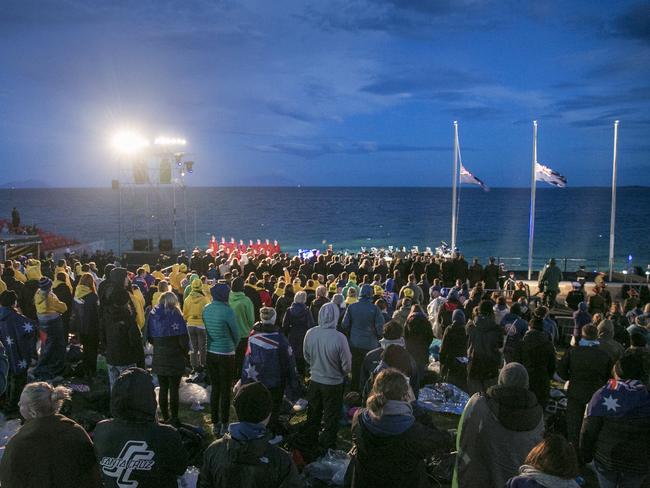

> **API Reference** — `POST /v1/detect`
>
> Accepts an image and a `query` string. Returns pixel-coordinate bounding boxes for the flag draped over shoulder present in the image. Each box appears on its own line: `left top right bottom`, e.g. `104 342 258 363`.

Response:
535 162 567 187
586 379 650 418
460 164 489 191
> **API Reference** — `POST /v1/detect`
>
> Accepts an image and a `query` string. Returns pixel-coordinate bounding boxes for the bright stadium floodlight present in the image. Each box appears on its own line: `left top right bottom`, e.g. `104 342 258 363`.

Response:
154 136 187 146
112 130 150 155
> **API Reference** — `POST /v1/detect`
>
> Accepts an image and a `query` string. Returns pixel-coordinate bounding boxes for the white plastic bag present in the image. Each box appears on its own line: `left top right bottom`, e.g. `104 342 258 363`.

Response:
177 466 200 488
179 382 209 405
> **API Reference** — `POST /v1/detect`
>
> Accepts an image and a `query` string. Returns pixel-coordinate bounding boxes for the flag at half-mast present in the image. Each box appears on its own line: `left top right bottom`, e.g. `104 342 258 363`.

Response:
535 162 567 188
460 164 489 192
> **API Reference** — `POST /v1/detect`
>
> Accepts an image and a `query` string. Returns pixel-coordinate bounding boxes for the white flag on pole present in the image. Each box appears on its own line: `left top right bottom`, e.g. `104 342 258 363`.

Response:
535 162 567 187
460 164 490 191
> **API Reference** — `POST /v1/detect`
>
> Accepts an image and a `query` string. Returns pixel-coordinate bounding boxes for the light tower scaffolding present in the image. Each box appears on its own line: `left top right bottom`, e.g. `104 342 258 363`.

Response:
114 140 194 256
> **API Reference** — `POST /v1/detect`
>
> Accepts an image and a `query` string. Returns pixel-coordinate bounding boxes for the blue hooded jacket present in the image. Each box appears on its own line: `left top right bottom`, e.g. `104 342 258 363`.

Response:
342 284 385 350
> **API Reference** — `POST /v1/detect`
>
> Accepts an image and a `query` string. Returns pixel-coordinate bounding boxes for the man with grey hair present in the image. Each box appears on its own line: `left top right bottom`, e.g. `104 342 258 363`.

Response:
310 285 329 323
302 302 352 452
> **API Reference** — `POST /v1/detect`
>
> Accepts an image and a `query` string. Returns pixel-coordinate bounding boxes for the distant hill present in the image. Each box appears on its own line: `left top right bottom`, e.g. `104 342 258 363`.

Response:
0 179 51 189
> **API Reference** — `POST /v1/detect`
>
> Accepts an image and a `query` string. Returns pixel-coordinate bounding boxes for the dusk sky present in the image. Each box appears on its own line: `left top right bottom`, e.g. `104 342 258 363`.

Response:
1 0 649 187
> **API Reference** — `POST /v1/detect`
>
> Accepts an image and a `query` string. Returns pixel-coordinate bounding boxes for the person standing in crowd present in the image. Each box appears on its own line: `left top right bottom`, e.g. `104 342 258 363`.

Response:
597 319 625 364
581 354 650 488
483 257 500 290
198 381 302 488
454 363 544 488
72 273 100 378
342 284 385 391
33 276 68 380
282 290 315 377
572 302 591 344
10 207 20 231
589 286 607 315
147 292 190 425
565 282 585 311
493 295 510 325
310 285 329 323
404 304 434 379
0 290 35 416
502 303 528 364
183 278 210 377
302 302 351 452
514 315 556 407
241 306 300 437
466 300 503 394
229 277 255 377
506 435 580 488
348 368 451 488
439 309 468 391
427 284 446 338
538 258 562 308
359 320 413 392
52 271 73 342
557 324 612 453
203 282 241 436
101 275 145 388
93 368 188 488
0 383 101 487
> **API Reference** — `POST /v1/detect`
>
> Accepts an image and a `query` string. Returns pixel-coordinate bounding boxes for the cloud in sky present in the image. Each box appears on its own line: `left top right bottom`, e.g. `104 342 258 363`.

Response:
0 0 649 187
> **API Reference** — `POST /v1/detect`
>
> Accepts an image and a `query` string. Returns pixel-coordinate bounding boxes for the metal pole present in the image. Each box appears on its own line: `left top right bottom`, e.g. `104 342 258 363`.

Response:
118 178 123 257
608 120 619 281
451 121 459 251
527 121 538 280
173 177 177 247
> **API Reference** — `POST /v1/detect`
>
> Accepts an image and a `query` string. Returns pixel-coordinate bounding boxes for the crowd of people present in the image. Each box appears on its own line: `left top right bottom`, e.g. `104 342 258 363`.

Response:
0 246 649 487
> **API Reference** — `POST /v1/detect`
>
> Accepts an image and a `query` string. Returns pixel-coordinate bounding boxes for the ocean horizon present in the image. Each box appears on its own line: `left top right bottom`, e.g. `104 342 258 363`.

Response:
1 186 649 272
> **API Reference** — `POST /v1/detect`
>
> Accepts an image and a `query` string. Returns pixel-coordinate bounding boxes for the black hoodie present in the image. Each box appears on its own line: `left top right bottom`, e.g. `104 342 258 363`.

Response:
93 368 188 488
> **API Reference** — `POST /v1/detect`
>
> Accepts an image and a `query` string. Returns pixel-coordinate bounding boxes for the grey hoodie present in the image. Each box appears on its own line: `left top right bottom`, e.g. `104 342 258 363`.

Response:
303 302 352 385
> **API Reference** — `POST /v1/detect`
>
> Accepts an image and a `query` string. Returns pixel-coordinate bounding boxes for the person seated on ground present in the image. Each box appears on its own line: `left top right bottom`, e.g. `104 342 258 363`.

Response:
454 362 544 488
93 367 188 488
580 354 650 488
440 309 469 392
0 382 101 488
348 368 451 488
198 381 303 488
557 324 612 453
242 306 300 438
506 434 580 488
627 314 650 343
361 343 419 404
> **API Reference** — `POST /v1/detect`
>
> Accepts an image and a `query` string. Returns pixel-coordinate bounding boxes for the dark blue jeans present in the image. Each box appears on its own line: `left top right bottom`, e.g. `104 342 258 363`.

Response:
594 460 647 488
34 317 66 380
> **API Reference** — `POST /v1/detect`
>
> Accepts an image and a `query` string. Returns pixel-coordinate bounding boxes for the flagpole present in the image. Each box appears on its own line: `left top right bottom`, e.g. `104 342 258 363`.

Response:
527 121 538 280
451 121 459 251
608 120 620 281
